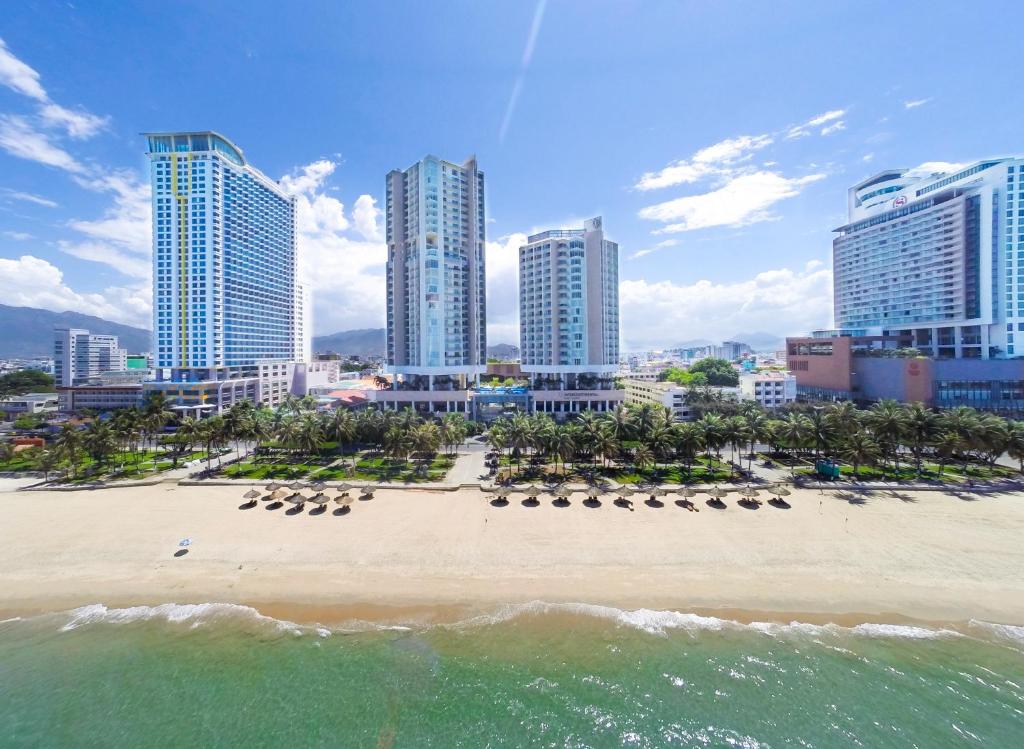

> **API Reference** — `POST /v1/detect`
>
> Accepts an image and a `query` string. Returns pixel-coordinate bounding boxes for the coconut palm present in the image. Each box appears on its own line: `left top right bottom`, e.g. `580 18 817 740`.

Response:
838 429 882 479
903 402 938 476
83 420 117 471
633 444 655 475
295 413 325 457
54 423 83 478
552 426 576 475
932 431 963 476
867 400 908 472
672 422 704 481
32 448 61 481
1006 422 1024 473
592 426 619 469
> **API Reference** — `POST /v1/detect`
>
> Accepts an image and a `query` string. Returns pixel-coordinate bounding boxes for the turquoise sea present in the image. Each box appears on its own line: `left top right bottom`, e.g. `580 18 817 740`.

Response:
1 602 1023 748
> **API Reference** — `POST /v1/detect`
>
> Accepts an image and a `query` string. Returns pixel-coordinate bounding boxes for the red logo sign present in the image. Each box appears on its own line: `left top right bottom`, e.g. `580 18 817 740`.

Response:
893 196 907 207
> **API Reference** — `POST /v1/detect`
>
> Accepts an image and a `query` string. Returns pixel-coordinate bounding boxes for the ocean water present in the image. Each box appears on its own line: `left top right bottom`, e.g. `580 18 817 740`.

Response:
2 603 1023 748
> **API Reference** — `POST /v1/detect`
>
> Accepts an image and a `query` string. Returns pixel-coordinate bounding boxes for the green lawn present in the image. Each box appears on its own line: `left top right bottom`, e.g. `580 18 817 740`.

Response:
0 447 210 483
498 455 733 484
219 451 454 483
795 460 1018 483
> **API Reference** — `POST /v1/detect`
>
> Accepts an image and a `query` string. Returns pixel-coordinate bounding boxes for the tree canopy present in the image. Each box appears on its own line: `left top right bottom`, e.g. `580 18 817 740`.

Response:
660 358 738 387
0 369 55 397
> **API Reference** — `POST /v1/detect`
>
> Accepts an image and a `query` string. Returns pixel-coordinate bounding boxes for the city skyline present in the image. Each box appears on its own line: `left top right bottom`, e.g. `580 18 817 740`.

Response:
2 2 1024 350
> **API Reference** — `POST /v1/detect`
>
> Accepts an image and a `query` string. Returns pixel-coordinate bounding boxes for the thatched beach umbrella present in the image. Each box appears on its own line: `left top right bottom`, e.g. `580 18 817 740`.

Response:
678 487 698 498
310 481 327 492
520 484 542 500
359 485 376 498
308 492 330 505
336 482 353 494
495 485 513 499
773 485 791 498
551 485 573 502
265 482 282 492
740 486 761 506
285 492 306 508
288 481 305 491
614 486 634 499
265 488 287 502
707 486 729 505
334 494 354 508
243 489 260 500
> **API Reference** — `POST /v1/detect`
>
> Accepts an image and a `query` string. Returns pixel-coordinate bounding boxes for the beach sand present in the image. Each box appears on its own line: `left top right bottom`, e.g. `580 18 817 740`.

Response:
1 482 1022 626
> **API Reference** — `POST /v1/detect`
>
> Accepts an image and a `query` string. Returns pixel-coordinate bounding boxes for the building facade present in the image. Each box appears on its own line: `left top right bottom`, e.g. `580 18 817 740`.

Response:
53 328 127 387
143 131 306 414
738 371 796 408
379 155 485 411
834 159 1024 359
519 217 622 415
623 378 693 421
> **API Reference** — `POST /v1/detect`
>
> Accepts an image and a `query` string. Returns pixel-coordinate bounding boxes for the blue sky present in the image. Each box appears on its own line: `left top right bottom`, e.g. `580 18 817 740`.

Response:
1 1 1022 351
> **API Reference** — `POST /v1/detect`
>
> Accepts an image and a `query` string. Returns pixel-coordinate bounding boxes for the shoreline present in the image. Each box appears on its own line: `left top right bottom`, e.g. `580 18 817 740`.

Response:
2 483 1023 627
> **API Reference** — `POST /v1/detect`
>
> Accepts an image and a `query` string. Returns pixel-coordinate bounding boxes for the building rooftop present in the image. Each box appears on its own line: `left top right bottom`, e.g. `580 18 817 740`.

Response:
143 131 246 166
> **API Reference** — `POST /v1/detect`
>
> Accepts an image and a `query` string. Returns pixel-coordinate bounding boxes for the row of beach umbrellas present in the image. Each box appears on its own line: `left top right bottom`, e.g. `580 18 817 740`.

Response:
482 483 792 505
242 481 376 510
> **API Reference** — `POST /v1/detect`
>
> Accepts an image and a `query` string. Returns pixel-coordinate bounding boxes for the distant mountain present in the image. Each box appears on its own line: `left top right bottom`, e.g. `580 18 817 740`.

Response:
312 328 385 357
487 343 519 360
672 339 713 350
0 304 151 358
728 332 785 351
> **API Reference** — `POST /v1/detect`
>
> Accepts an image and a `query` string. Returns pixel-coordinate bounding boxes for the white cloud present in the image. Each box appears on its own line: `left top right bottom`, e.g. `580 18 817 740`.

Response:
58 170 152 279
820 120 845 136
0 255 150 327
862 153 874 163
639 171 826 233
1 189 57 207
904 98 930 109
619 262 832 350
39 102 109 139
628 239 678 260
0 38 46 101
905 161 969 179
485 232 526 344
279 160 387 334
634 134 772 191
786 108 845 139
0 114 86 173
2 230 32 240
352 194 382 241
499 0 547 143
0 38 107 139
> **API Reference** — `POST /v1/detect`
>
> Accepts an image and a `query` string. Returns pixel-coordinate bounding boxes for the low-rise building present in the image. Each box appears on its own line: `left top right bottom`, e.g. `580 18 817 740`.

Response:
0 392 59 419
58 384 142 414
623 378 693 421
739 371 796 409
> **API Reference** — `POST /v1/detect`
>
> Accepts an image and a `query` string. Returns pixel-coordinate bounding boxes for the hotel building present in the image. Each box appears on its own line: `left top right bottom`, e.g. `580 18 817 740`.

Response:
519 217 623 415
834 159 1024 358
380 155 486 413
53 327 127 387
788 158 1024 413
142 131 306 413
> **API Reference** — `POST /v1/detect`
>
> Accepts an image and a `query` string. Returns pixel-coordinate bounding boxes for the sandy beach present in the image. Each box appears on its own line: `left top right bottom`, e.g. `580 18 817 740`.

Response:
1 481 1023 626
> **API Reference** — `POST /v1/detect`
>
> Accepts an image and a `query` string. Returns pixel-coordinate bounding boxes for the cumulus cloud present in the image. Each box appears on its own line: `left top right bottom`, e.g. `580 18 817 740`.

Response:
280 160 387 334
786 109 845 139
634 134 773 191
619 261 833 349
0 114 86 173
485 232 526 344
352 194 382 241
58 170 152 279
0 255 151 327
639 171 826 233
2 230 33 240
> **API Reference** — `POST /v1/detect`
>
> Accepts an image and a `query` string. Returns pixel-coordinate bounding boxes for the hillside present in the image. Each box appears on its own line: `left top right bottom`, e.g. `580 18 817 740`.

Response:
311 328 386 357
0 304 151 358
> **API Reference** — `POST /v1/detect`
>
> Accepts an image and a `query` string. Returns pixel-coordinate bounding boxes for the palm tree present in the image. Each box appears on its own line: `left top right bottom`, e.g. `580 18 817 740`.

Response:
383 426 410 461
32 448 61 482
1007 422 1024 473
697 413 725 464
808 407 839 462
902 403 937 476
867 400 908 473
295 413 325 457
838 429 882 479
774 413 811 476
55 423 83 478
932 431 963 477
83 420 117 472
606 404 635 442
592 426 619 469
412 422 441 458
197 416 227 471
633 444 654 475
552 427 576 476
171 416 200 467
143 392 174 454
672 422 704 481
